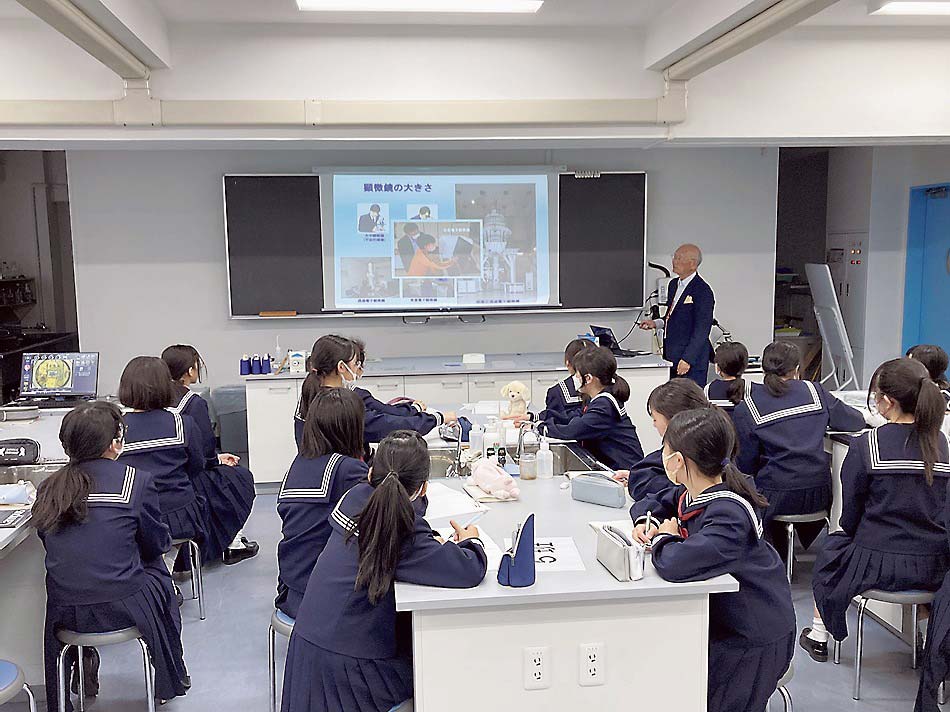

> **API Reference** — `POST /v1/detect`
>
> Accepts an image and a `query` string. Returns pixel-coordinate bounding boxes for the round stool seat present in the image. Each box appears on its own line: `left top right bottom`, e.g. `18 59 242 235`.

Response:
777 663 793 688
773 511 829 524
271 610 295 638
860 589 935 605
0 660 25 706
56 626 143 647
171 538 193 546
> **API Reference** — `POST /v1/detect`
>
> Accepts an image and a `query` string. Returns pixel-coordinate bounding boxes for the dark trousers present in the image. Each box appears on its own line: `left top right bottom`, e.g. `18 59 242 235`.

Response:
668 364 708 387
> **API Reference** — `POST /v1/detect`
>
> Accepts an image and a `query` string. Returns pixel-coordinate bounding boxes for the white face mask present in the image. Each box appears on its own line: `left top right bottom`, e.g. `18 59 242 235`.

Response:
341 362 361 391
572 372 583 390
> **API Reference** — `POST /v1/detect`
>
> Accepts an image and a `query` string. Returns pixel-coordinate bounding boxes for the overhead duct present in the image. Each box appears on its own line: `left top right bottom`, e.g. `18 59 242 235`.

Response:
16 0 148 79
664 0 840 81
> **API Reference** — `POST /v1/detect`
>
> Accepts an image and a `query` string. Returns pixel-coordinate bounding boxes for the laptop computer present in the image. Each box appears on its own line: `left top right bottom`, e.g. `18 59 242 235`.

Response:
14 352 99 407
589 326 647 359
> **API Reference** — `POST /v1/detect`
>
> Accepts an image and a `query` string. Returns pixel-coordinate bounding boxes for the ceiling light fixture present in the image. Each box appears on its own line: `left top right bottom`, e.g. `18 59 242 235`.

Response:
296 0 543 12
869 0 950 14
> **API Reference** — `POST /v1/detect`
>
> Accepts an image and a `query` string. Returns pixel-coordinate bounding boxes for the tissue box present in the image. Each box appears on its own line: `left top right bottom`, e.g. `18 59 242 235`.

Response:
289 350 307 373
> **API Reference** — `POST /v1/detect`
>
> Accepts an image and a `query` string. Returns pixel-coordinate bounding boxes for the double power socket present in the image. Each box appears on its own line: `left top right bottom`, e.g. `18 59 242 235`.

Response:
523 643 605 690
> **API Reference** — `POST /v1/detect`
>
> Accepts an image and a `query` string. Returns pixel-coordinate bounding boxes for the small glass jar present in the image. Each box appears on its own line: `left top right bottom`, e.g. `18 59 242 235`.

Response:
519 452 538 480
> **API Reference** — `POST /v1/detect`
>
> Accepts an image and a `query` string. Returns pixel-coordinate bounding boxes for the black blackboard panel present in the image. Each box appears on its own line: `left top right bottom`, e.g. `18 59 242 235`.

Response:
225 175 323 316
558 173 646 310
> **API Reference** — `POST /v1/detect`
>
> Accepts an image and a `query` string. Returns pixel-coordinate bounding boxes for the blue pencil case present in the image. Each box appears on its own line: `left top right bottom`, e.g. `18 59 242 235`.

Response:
497 512 536 588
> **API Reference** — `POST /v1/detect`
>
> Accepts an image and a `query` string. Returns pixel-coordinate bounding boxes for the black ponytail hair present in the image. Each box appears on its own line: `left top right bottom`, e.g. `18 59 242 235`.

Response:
664 408 768 509
351 430 430 605
32 401 125 533
564 338 595 369
297 373 323 422
300 387 365 460
869 357 947 485
714 341 749 405
309 335 361 384
572 346 630 404
647 378 710 418
161 344 206 383
907 344 950 391
762 341 800 398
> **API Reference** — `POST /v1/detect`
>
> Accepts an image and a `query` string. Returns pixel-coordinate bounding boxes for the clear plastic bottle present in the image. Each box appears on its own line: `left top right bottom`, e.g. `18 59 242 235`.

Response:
537 438 554 479
483 417 500 462
469 424 483 458
520 452 538 480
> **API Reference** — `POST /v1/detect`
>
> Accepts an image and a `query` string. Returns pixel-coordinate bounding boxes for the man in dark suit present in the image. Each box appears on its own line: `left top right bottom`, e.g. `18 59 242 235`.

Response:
639 243 715 386
358 204 383 233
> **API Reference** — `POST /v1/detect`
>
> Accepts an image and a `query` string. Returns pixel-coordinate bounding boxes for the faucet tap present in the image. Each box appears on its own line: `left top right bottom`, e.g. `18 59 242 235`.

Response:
513 420 540 463
442 421 464 478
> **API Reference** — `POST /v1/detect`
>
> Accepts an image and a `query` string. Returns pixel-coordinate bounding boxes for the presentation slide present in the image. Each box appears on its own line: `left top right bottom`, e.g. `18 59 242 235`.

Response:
323 172 555 312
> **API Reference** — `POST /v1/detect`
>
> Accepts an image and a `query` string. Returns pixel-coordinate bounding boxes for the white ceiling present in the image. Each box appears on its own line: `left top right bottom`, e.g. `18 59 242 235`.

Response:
153 0 666 26
806 0 950 25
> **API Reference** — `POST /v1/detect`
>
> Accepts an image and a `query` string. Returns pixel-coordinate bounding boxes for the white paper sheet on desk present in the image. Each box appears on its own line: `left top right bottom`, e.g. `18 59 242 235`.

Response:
503 536 586 572
436 526 504 571
423 482 489 527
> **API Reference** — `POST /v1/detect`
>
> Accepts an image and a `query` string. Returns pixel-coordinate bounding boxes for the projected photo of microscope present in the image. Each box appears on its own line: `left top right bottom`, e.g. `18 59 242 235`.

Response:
455 183 538 300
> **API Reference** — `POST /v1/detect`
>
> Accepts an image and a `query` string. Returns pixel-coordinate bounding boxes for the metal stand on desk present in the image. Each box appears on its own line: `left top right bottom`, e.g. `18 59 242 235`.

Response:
805 263 860 391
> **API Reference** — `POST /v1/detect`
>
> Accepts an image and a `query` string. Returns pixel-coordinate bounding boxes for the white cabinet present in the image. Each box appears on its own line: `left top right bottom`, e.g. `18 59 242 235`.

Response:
361 376 406 400
245 379 300 484
529 371 562 411
404 375 469 405
468 372 524 403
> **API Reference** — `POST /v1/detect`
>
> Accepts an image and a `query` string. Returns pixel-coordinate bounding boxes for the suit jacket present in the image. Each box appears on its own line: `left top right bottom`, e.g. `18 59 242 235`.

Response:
662 273 715 368
358 213 380 232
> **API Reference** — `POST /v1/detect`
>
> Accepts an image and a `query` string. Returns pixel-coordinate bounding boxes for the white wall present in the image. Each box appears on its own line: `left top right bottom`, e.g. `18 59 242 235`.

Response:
67 146 778 392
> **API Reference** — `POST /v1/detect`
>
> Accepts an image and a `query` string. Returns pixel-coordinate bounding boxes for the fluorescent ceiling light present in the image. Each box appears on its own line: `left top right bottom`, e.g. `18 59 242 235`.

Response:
869 1 950 14
297 0 543 11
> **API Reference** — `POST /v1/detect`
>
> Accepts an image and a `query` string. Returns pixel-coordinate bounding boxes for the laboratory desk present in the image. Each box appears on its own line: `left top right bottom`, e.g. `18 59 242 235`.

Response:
0 409 70 687
396 475 736 712
244 351 672 483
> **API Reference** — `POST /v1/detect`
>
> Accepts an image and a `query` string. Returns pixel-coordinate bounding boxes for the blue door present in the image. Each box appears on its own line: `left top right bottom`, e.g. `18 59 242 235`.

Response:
903 184 950 355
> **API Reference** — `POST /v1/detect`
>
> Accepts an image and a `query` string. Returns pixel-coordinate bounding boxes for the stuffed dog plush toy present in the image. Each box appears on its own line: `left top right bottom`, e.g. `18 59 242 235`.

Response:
501 380 530 418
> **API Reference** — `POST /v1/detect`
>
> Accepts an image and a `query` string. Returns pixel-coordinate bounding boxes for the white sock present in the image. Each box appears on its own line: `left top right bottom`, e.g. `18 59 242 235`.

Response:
808 617 829 643
228 530 245 550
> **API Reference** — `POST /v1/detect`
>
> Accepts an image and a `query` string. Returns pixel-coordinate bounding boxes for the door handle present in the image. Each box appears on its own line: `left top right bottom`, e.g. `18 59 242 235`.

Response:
946 248 949 276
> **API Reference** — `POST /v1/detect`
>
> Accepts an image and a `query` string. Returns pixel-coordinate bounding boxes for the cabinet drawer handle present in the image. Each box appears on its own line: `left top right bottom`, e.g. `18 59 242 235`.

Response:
441 381 464 388
472 380 496 387
376 384 399 390
268 386 293 393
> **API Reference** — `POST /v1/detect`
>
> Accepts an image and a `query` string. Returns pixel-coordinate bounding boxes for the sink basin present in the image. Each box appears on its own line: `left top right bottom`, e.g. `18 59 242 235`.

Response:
0 464 60 485
427 442 606 479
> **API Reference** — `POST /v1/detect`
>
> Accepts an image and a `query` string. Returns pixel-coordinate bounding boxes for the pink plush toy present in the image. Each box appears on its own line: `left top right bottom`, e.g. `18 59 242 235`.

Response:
471 458 521 501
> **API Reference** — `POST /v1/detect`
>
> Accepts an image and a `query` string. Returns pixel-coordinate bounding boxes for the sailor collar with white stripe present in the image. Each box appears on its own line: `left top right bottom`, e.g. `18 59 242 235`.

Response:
557 377 582 405
88 465 137 505
681 485 764 539
744 380 822 426
867 427 950 475
279 453 343 500
590 391 627 418
121 410 186 452
168 389 198 414
329 487 360 536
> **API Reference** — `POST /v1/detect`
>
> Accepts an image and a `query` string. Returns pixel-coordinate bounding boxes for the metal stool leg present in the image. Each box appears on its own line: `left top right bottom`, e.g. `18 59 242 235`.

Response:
57 644 71 712
785 523 794 582
854 597 870 700
23 681 38 712
190 541 206 620
833 638 841 664
777 685 793 712
939 680 947 705
912 604 920 670
76 644 86 712
269 623 277 712
138 637 156 712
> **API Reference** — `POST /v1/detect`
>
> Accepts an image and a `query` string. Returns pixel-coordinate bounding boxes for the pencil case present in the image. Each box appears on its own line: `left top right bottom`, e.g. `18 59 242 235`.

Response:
571 471 627 508
595 524 645 582
0 439 40 466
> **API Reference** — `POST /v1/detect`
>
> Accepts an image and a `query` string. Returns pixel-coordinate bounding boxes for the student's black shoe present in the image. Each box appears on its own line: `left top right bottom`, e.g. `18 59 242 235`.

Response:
69 647 100 697
223 539 260 565
798 628 829 662
182 674 192 690
174 584 185 607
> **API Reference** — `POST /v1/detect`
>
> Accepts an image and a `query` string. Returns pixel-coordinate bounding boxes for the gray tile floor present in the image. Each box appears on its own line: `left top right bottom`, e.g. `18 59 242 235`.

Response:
7 496 935 711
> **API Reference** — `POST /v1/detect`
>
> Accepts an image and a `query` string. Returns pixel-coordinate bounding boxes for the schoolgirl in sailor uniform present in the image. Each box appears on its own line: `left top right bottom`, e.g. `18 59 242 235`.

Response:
705 341 749 417
540 346 643 471
116 357 206 569
733 341 866 546
162 345 258 565
34 402 188 712
907 344 950 438
533 338 595 424
630 408 795 712
615 378 711 502
281 431 487 712
801 357 950 663
277 388 369 619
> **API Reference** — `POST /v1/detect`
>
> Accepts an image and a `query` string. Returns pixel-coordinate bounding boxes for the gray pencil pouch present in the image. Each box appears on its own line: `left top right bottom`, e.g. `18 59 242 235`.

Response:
571 471 627 508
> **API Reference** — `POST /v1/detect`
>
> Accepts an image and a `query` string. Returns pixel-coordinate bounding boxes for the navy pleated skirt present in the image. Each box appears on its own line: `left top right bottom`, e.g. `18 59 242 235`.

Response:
814 531 950 641
760 484 830 550
275 581 303 620
917 571 950 712
281 633 413 712
193 464 256 560
44 565 188 712
708 633 794 712
163 495 206 543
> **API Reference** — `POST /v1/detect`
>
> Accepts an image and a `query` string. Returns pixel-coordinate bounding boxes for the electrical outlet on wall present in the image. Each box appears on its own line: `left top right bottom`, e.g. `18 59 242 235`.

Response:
579 643 605 687
523 646 550 690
